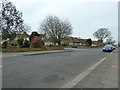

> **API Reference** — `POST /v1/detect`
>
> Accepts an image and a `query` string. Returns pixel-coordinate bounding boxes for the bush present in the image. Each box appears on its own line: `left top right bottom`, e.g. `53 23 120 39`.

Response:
86 39 92 47
30 36 41 48
17 38 24 47
21 40 30 48
2 41 8 48
11 42 17 47
61 42 69 47
41 40 45 46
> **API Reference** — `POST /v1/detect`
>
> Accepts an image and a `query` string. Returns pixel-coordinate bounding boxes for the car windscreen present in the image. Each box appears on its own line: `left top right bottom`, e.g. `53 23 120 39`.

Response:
104 45 112 48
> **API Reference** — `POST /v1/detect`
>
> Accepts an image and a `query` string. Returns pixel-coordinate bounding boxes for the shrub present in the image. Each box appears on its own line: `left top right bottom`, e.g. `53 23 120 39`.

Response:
17 38 24 47
41 40 45 46
21 40 30 48
61 42 69 47
2 41 8 48
86 39 92 47
11 41 17 47
30 36 41 48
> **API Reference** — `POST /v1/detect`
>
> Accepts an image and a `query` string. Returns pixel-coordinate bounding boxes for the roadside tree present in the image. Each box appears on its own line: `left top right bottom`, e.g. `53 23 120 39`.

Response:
17 37 24 47
1 0 29 40
93 28 111 42
86 38 92 47
29 31 39 44
39 15 72 45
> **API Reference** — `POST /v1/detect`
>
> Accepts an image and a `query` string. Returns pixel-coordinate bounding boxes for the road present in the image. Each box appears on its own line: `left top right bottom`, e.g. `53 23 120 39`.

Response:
2 48 111 88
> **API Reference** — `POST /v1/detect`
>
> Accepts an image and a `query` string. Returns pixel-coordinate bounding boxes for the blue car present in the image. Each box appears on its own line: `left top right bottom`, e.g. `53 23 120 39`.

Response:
103 44 113 52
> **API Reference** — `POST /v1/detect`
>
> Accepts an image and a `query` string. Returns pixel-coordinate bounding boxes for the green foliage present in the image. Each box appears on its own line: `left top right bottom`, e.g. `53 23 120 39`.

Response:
1 1 27 40
21 40 30 48
17 38 24 47
102 43 106 47
11 42 17 47
2 41 8 48
61 42 69 46
31 43 41 48
86 39 92 47
41 40 45 46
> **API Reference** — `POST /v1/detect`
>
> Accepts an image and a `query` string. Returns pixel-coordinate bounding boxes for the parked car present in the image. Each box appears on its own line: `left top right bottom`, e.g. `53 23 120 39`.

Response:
112 46 116 50
71 45 78 48
103 44 113 52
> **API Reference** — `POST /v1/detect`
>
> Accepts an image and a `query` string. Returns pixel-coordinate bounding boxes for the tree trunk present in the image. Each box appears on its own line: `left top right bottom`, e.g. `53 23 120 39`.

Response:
58 39 61 46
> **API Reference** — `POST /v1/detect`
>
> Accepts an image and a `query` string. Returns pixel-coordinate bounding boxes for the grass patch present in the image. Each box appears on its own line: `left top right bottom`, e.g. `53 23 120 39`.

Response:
2 48 45 52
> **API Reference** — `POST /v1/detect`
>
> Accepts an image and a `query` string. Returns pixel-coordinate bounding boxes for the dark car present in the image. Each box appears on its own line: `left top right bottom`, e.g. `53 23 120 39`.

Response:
71 45 78 48
103 44 113 52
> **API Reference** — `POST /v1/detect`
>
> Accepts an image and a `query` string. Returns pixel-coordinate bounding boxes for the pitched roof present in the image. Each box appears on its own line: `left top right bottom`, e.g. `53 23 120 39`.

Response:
79 39 87 43
68 37 80 43
73 38 80 43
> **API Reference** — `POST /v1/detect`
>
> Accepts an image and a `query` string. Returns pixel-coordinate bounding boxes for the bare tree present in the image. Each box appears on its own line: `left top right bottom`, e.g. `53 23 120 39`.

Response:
93 28 111 42
39 15 72 45
106 36 115 44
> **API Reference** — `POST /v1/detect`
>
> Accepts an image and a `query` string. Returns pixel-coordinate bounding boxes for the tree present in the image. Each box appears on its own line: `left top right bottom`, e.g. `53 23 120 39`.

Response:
29 31 39 44
86 38 92 46
39 15 72 45
1 0 28 40
17 37 24 47
106 37 115 44
93 28 111 42
21 39 30 48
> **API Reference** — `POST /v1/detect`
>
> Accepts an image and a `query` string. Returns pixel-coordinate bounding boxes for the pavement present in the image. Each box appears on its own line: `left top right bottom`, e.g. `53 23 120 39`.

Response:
74 49 119 88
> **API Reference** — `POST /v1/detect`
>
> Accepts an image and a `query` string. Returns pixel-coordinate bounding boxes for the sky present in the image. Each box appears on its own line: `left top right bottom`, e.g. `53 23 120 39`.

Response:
10 0 118 42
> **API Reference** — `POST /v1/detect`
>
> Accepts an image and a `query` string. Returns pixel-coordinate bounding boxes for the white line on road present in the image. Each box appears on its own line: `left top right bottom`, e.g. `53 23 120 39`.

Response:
0 66 2 68
62 57 107 88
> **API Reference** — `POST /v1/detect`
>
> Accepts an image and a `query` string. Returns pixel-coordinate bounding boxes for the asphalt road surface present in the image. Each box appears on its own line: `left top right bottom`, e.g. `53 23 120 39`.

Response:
2 48 111 88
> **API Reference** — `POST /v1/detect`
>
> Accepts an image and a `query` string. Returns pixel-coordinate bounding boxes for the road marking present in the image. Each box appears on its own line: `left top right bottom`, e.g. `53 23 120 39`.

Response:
62 57 107 88
0 66 2 68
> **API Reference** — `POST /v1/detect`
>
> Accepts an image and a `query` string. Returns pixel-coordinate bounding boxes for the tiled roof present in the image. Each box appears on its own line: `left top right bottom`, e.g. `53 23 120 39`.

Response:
73 38 80 43
79 39 87 43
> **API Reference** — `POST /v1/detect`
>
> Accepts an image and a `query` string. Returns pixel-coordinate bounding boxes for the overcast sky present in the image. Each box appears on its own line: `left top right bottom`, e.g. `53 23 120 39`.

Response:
11 0 118 42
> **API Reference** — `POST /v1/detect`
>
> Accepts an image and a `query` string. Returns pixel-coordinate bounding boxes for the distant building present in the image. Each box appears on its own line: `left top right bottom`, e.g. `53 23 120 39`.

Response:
92 41 102 46
44 38 54 46
68 37 87 46
79 39 87 46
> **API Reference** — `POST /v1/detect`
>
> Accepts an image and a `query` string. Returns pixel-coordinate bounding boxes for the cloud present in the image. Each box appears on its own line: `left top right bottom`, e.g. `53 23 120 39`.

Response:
10 0 118 42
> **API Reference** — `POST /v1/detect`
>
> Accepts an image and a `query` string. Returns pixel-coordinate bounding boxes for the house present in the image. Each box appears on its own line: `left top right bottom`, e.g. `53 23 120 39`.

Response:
44 38 54 46
72 37 80 45
68 37 73 45
92 41 102 47
68 37 87 46
79 38 87 46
